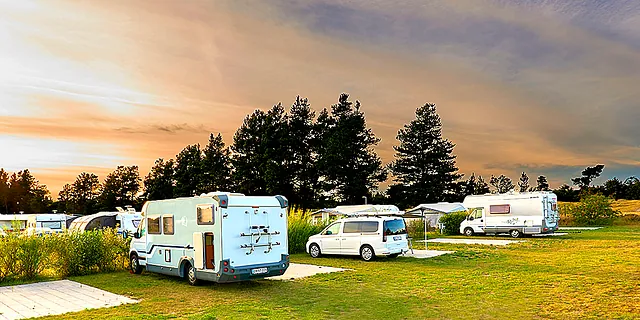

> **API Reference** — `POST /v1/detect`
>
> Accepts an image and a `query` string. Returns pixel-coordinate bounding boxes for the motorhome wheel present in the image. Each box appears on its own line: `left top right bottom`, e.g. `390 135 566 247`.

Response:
130 253 142 275
186 263 200 286
309 243 321 258
464 228 474 237
360 245 375 262
509 229 522 238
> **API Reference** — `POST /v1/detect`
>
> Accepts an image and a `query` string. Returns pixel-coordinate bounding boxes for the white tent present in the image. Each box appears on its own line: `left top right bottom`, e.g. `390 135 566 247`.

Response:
405 202 467 243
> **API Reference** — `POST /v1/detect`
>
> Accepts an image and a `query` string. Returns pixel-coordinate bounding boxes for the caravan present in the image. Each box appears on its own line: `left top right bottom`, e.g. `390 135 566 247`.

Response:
460 191 560 238
129 192 289 285
68 209 142 237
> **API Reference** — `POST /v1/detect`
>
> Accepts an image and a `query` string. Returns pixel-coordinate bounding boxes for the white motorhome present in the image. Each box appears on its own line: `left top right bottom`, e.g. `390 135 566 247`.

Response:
27 214 70 233
460 191 560 238
129 192 290 285
307 205 409 261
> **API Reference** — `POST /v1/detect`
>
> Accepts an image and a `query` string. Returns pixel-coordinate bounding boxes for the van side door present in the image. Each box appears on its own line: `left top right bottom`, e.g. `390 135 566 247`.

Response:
320 222 342 254
340 221 362 255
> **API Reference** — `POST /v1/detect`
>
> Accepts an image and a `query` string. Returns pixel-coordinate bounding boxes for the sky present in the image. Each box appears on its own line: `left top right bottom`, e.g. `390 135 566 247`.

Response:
0 0 639 197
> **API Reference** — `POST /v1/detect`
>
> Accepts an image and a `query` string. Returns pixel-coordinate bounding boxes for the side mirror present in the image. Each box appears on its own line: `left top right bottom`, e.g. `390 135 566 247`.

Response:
133 231 140 239
468 217 474 221
325 231 333 235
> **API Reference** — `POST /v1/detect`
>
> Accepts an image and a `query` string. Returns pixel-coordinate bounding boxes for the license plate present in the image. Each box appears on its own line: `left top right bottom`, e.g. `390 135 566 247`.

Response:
393 236 402 241
251 267 268 275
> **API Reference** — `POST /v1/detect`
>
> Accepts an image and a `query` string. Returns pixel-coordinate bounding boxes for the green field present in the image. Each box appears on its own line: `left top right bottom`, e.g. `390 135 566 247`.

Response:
38 227 640 320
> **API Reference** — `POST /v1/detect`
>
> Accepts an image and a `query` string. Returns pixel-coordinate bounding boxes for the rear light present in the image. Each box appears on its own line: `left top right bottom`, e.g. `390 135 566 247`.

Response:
231 269 235 273
383 234 387 242
233 275 237 279
223 261 229 266
224 268 229 272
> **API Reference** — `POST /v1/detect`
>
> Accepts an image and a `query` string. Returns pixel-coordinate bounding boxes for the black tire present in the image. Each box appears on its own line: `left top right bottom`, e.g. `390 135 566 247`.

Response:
185 262 199 286
309 243 321 258
510 229 522 238
130 253 143 275
464 228 475 237
388 253 400 259
360 245 375 262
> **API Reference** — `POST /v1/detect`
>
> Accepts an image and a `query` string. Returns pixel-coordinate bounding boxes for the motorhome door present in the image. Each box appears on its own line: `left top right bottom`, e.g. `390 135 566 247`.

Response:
467 208 485 233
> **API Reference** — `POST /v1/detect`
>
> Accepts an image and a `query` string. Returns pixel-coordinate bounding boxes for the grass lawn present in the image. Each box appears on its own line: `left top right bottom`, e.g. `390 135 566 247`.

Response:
37 227 640 320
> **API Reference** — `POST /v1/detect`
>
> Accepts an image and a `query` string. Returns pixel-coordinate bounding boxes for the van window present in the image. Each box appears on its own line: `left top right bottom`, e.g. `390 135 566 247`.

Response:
383 219 406 236
490 204 511 214
197 205 214 225
360 221 379 233
323 222 341 235
163 216 174 235
148 216 161 234
343 222 359 233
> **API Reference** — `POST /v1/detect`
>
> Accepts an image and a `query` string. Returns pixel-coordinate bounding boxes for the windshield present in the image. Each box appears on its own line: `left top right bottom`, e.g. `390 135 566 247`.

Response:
132 219 141 228
383 219 407 236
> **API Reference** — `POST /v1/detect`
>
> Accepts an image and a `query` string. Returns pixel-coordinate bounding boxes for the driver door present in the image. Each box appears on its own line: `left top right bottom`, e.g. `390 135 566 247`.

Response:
467 208 485 233
132 218 148 262
320 222 342 254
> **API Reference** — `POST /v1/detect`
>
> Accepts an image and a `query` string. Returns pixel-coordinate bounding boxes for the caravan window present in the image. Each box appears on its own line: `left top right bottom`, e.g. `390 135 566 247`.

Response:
41 221 62 230
197 205 214 225
490 204 511 214
148 216 161 234
163 216 174 235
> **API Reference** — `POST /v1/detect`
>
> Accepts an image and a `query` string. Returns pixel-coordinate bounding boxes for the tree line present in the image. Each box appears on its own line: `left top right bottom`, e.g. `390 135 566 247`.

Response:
1 93 639 215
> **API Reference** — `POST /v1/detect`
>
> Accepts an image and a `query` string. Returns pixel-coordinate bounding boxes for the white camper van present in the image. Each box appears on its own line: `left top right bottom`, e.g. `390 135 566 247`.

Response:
460 191 560 238
129 192 290 285
307 205 409 261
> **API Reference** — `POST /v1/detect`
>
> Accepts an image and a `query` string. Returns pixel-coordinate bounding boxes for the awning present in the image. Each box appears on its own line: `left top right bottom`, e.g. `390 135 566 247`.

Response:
404 202 467 218
312 205 403 217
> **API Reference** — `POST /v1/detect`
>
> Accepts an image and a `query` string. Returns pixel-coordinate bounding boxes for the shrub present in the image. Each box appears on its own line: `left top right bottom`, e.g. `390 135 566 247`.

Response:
15 234 50 279
439 212 468 235
564 194 621 226
288 210 328 254
0 232 19 281
406 218 428 240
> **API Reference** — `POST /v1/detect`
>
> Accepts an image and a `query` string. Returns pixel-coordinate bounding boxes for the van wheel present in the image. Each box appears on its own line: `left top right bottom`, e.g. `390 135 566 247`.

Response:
510 229 522 238
185 263 199 286
309 243 321 258
360 245 375 262
464 228 475 237
130 253 143 274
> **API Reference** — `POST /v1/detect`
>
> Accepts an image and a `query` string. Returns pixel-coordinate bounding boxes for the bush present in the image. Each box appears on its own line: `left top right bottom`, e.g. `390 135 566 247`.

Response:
288 210 328 254
406 218 428 240
439 212 468 235
563 194 621 226
16 234 51 279
0 233 19 281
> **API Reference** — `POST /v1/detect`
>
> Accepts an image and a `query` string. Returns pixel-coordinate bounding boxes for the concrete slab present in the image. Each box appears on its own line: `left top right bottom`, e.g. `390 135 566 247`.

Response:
558 227 603 231
0 280 138 320
417 238 523 246
403 250 454 259
268 263 350 281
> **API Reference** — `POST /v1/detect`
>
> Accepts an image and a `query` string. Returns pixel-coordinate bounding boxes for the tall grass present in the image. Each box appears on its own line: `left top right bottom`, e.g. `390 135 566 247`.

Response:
288 210 328 254
0 228 130 283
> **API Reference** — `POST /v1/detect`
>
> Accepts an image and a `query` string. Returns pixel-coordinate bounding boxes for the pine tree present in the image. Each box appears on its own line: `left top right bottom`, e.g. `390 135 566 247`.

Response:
144 158 176 200
518 172 530 192
201 133 232 193
70 172 101 215
388 103 461 208
174 144 203 197
287 96 320 211
99 166 141 210
535 175 550 191
490 175 514 194
461 173 490 196
231 104 292 197
571 164 605 190
0 169 9 214
316 93 387 204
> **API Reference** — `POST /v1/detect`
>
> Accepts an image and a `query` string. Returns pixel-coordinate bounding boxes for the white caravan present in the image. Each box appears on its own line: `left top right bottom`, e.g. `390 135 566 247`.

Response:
307 205 409 261
68 211 142 237
460 191 560 238
129 192 290 285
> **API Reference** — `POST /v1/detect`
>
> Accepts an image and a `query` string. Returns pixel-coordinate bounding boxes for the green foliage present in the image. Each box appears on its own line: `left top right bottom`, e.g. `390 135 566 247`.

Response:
406 218 428 240
143 158 176 201
0 229 130 283
174 144 204 197
535 175 550 191
459 173 490 197
388 103 461 208
99 166 141 210
0 169 52 214
518 172 530 192
201 133 232 193
571 164 605 189
68 172 102 214
438 211 468 235
561 194 621 226
287 211 328 254
490 174 514 194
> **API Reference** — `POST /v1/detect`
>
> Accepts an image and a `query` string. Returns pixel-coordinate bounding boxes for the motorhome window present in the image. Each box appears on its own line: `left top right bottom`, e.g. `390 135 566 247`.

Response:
343 222 359 233
469 209 483 219
490 204 511 214
86 218 102 230
324 222 341 235
148 216 161 234
383 219 407 236
197 206 214 225
551 203 557 211
132 220 141 228
41 221 62 230
360 221 379 233
163 216 174 235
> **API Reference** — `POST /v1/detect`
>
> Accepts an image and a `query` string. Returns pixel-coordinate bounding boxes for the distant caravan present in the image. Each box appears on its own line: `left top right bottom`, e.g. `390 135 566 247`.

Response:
129 192 290 285
460 191 559 238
